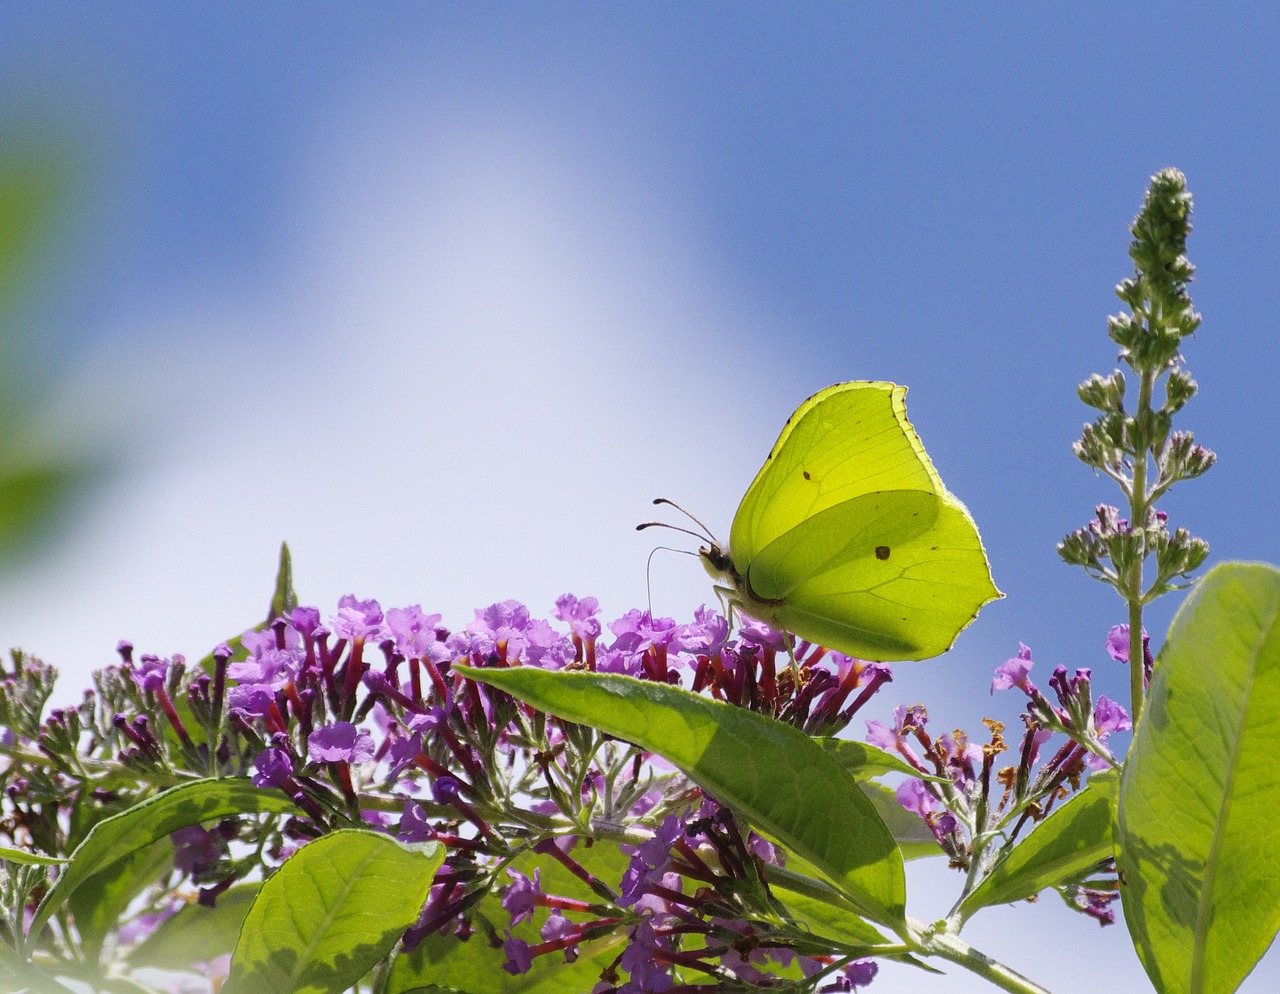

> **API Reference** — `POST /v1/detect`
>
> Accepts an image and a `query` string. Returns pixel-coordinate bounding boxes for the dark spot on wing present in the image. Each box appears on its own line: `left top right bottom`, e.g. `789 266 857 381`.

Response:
875 545 891 561
802 469 811 480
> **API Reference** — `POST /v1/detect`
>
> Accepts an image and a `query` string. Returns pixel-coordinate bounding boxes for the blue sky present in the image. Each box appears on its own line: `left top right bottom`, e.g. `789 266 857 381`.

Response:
2 4 1278 991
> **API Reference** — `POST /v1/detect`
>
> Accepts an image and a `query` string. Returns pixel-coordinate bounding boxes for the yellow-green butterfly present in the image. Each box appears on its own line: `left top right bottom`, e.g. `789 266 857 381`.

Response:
655 381 1000 661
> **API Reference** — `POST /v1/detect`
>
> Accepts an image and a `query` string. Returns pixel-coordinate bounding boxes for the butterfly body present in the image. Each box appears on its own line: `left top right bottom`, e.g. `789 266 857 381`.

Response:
700 381 1000 661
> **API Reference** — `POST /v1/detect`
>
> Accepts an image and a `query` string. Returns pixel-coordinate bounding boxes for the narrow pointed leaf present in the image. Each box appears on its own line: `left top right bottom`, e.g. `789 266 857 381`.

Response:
1116 562 1280 994
68 836 175 960
814 737 946 782
958 770 1117 920
856 781 943 861
30 778 297 941
129 883 260 970
0 846 67 865
225 829 442 994
458 666 905 929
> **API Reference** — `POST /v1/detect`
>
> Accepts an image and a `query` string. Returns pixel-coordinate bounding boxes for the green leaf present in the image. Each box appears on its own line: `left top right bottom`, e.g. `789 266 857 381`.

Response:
0 459 90 563
387 845 627 994
388 898 623 994
814 737 945 782
0 126 97 569
457 666 906 930
0 131 70 333
0 846 67 865
30 778 297 942
1116 562 1280 994
957 770 1117 921
769 876 891 950
270 541 299 619
856 781 942 861
129 883 261 970
224 829 442 994
67 836 175 961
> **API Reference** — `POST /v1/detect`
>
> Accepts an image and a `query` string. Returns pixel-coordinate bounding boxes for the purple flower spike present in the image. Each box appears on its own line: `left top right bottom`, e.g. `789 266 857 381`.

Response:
684 604 730 655
619 918 674 992
540 910 579 960
290 606 322 639
171 825 221 875
251 747 295 790
554 594 602 640
397 801 434 843
842 959 878 990
1093 695 1131 735
897 778 938 818
432 774 462 805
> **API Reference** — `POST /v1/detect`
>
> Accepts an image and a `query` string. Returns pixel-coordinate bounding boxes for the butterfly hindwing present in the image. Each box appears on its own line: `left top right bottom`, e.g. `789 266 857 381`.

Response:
752 491 998 659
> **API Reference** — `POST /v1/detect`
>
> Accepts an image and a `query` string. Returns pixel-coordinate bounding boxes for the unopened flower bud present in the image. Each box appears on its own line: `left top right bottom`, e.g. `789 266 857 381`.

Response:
1164 369 1196 413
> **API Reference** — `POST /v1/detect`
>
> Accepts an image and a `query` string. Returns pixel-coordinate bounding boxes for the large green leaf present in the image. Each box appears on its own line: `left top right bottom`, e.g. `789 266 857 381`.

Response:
457 666 906 930
224 829 442 994
387 895 623 994
30 778 297 942
957 770 1117 920
1116 562 1280 994
0 130 95 566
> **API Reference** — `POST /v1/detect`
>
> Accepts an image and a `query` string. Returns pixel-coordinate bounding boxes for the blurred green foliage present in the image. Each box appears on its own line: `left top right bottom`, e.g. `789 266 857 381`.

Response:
0 120 97 566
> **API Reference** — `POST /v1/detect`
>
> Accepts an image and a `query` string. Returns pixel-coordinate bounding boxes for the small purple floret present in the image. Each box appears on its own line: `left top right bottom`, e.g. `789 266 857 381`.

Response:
502 934 533 975
308 722 374 764
502 867 542 926
991 644 1036 696
251 747 294 790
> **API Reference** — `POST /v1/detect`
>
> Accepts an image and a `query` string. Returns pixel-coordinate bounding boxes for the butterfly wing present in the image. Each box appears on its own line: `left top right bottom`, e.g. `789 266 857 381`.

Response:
749 489 999 659
729 382 939 566
729 381 999 661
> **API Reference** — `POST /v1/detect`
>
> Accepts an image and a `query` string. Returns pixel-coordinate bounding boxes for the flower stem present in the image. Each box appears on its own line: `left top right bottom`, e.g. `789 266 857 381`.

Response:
1126 367 1153 727
917 924 1054 994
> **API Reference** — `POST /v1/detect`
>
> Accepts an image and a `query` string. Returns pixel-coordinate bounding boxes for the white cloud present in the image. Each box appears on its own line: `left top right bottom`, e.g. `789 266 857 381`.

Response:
0 99 774 692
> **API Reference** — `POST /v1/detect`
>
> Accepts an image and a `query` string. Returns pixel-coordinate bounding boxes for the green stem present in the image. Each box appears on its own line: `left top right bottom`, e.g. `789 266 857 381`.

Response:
1126 368 1155 727
917 923 1055 994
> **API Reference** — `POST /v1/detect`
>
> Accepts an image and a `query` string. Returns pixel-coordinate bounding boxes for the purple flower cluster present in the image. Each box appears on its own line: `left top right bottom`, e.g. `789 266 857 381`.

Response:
871 632 1132 925
63 593 898 992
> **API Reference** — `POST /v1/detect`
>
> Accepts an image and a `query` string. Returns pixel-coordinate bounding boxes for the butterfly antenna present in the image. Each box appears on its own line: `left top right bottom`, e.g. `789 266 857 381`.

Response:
640 497 720 543
644 546 697 615
635 520 711 544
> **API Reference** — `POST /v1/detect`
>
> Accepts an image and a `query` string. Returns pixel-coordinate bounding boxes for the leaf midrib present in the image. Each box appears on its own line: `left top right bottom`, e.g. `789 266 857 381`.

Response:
1190 592 1280 993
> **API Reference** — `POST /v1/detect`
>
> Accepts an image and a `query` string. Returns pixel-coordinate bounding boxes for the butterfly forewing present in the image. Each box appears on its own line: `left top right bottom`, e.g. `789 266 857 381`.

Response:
729 382 943 571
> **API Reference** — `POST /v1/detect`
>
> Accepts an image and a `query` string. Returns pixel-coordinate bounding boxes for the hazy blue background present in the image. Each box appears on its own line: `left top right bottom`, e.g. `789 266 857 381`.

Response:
2 4 1277 991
